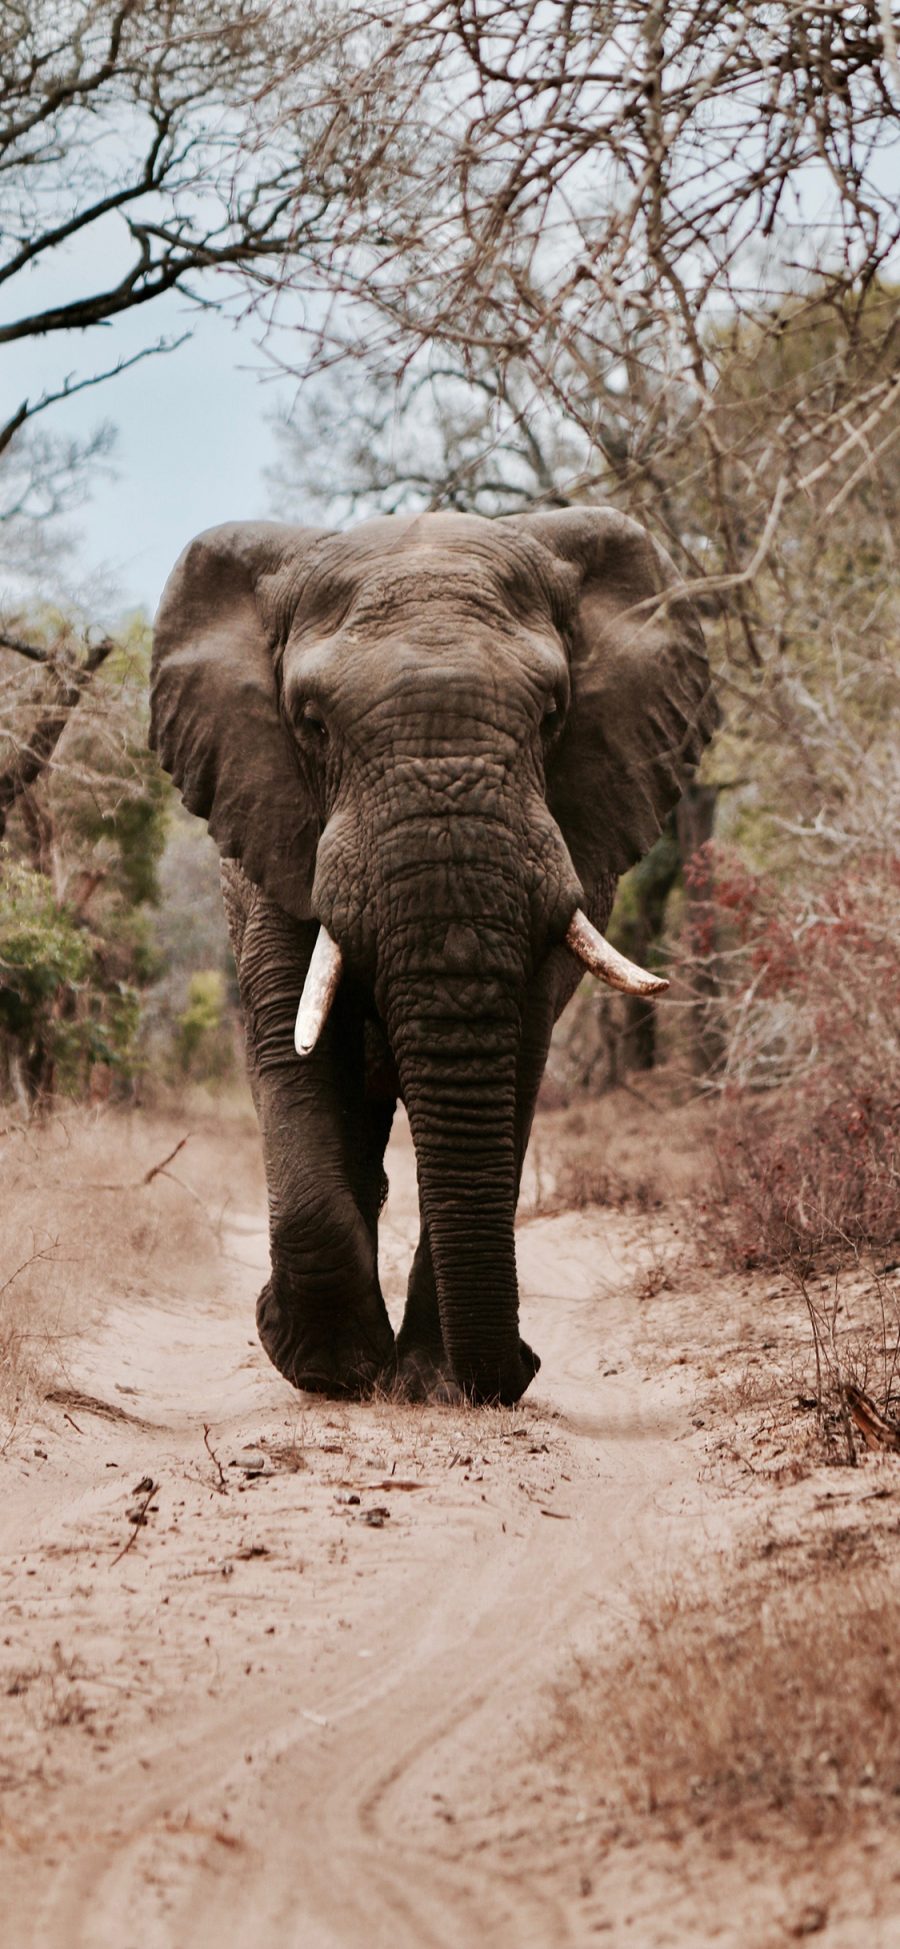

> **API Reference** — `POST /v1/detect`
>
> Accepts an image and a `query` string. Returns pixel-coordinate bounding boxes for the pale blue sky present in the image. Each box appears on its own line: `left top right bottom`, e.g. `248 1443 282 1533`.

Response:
5 262 306 619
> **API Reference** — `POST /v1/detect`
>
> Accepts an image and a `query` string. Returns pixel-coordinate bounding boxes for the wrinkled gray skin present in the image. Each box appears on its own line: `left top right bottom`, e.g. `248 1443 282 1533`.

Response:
151 509 716 1405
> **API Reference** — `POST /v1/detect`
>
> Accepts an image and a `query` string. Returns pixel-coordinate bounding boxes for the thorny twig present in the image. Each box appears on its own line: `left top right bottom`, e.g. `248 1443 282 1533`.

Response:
203 1424 229 1495
110 1478 158 1567
794 1268 857 1464
0 1241 59 1300
142 1136 190 1186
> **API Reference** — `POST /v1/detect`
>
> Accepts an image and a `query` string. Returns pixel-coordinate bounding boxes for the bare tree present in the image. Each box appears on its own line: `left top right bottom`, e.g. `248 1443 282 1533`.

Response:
270 356 595 520
269 3 900 600
0 632 116 843
0 0 362 446
263 5 900 1090
266 5 900 847
0 0 380 826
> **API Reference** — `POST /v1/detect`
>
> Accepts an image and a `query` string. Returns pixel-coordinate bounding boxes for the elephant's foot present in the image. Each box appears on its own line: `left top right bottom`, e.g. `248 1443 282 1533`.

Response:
392 1335 540 1407
396 1235 539 1407
256 1280 395 1399
453 1337 542 1407
394 1297 456 1401
391 1344 466 1406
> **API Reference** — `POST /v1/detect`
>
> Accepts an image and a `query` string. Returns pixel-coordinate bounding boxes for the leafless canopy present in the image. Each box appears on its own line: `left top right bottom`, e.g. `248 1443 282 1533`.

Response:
259 2 900 878
3 2 899 871
0 0 370 460
264 3 900 585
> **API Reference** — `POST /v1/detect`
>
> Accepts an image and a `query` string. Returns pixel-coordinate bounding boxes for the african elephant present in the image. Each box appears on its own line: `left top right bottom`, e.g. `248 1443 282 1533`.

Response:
151 509 716 1405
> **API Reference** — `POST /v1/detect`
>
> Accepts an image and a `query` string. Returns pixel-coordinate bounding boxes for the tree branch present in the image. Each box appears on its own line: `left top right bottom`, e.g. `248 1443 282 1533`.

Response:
0 631 50 664
0 638 116 836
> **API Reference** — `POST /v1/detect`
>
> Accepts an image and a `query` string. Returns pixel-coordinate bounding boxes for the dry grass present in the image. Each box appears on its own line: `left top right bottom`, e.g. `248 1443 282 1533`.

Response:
785 1264 900 1466
6 1644 96 1730
524 1080 713 1218
692 1262 900 1476
554 1564 900 1844
527 1154 654 1218
0 1098 263 1434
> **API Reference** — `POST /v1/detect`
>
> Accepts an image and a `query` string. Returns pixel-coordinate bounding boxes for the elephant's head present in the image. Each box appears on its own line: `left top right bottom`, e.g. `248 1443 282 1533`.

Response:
151 509 715 1401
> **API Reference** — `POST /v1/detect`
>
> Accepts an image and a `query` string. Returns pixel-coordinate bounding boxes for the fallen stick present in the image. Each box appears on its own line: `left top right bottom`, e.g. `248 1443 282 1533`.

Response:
203 1424 229 1494
110 1477 158 1566
142 1135 190 1185
845 1384 900 1454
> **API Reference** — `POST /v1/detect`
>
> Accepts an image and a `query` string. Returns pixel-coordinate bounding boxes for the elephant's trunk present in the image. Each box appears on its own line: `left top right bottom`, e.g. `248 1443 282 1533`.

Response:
370 797 536 1400
388 993 526 1403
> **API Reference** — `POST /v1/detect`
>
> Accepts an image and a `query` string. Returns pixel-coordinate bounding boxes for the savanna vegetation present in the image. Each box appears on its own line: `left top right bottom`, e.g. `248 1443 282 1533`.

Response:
2 3 898 1270
2 13 900 1932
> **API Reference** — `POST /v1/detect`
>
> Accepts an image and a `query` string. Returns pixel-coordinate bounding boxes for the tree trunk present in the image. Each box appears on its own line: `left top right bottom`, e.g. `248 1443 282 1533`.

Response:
675 782 722 1073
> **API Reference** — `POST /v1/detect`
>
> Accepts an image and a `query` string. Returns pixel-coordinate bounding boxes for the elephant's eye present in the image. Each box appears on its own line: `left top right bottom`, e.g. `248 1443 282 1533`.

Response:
541 694 565 740
299 701 328 743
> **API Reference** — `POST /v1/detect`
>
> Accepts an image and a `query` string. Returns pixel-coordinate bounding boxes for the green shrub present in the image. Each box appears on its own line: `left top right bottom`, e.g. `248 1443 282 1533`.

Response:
0 857 143 1096
176 969 232 1080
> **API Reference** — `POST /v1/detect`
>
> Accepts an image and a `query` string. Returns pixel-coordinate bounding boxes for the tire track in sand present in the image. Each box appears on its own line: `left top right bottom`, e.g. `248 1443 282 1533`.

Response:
2 1123 715 1949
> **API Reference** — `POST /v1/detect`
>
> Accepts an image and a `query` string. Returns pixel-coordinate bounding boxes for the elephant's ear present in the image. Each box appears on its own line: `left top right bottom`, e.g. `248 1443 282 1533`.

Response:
504 507 718 892
151 521 330 920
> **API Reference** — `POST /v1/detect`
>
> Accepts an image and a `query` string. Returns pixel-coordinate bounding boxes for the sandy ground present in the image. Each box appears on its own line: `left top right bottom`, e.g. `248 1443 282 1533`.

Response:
2 1107 899 1947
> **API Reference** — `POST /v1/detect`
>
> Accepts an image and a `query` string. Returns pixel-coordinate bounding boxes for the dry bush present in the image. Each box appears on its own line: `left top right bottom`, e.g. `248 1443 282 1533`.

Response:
684 851 900 1271
6 1644 96 1731
528 1156 641 1219
786 1264 900 1466
557 1567 900 1841
694 1276 900 1480
525 1087 713 1223
0 1104 262 1430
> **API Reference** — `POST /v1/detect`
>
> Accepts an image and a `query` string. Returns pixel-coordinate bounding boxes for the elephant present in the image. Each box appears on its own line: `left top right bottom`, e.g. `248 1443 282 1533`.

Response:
150 508 716 1406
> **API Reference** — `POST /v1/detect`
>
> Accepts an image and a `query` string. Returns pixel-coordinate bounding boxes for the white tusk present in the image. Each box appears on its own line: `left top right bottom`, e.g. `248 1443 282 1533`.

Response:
565 908 669 998
294 927 343 1055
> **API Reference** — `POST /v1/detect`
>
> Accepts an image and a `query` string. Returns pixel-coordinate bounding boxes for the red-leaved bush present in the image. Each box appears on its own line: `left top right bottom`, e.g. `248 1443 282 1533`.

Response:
677 848 900 1268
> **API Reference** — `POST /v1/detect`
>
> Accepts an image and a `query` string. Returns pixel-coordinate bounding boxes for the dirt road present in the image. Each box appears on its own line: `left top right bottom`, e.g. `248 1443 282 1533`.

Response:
0 1118 746 1946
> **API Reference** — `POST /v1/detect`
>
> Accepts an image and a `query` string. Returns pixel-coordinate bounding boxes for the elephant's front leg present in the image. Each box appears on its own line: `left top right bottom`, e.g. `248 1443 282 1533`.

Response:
231 881 395 1397
394 1228 454 1399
